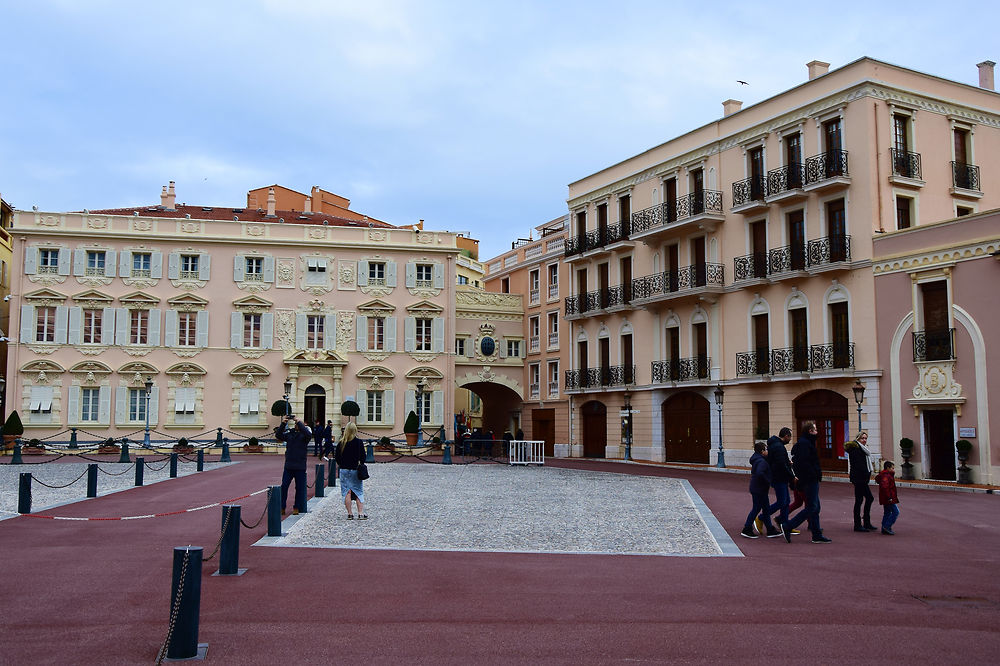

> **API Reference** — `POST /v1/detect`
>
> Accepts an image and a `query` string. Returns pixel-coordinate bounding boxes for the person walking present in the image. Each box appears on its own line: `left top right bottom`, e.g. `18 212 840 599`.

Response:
781 421 831 543
321 420 335 460
335 422 367 520
312 419 324 457
845 430 876 532
741 441 781 538
766 427 794 530
875 461 900 535
276 414 312 516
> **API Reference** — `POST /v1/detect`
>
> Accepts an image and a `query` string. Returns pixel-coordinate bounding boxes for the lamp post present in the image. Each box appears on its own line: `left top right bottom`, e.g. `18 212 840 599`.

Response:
416 377 427 448
0 375 6 424
143 377 153 448
623 390 632 461
714 385 725 469
852 379 865 434
283 379 293 417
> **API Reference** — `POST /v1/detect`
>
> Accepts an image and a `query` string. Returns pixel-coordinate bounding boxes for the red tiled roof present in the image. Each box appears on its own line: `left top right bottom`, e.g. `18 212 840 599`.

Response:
83 204 396 228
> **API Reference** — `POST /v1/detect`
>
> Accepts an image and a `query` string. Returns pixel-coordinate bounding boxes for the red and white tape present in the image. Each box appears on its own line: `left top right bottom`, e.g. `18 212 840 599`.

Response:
13 487 270 521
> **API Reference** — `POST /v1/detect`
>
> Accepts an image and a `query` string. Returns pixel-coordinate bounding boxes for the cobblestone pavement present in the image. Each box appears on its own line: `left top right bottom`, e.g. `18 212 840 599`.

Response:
0 460 231 517
266 464 740 556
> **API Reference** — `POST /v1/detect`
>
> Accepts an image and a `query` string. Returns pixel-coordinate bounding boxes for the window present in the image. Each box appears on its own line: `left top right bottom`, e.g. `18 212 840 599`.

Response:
82 309 103 344
133 252 152 277
368 317 385 351
547 263 559 297
457 275 469 285
29 386 54 414
416 390 432 424
306 259 327 284
753 401 769 439
180 254 200 279
175 388 196 414
36 306 56 343
177 311 197 346
415 318 432 352
367 391 384 422
896 195 913 230
529 269 540 304
501 278 510 294
823 118 842 153
86 251 106 276
619 194 631 225
130 310 149 345
956 206 973 217
415 263 433 287
529 316 540 352
245 257 264 281
244 313 262 348
238 389 259 422
307 315 324 349
455 337 466 356
547 312 559 348
548 361 560 396
81 388 100 422
529 364 540 397
369 261 386 285
129 388 147 422
507 339 521 358
39 249 59 274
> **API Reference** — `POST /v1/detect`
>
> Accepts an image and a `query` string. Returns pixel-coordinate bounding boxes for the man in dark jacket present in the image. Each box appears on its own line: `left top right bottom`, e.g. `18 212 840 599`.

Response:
766 427 794 527
781 421 831 543
276 415 312 515
741 442 780 538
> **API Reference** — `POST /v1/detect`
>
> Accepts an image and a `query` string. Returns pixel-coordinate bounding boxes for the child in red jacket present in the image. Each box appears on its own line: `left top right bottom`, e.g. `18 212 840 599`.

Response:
875 461 900 535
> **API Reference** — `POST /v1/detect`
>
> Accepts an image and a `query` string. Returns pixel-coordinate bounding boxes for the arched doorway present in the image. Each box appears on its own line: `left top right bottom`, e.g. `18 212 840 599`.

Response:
662 391 710 463
581 400 607 458
793 389 849 472
303 384 326 426
456 381 522 441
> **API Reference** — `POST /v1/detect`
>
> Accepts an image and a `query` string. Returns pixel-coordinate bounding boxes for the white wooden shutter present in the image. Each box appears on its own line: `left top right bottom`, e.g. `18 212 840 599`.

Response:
405 262 416 288
68 386 80 422
432 317 444 353
233 256 245 282
57 249 71 275
356 316 367 352
357 260 368 286
55 305 69 344
383 390 395 425
404 389 415 423
261 312 274 349
263 256 275 283
385 317 397 352
404 317 415 352
148 309 161 346
104 250 117 277
386 261 397 287
151 252 163 278
167 252 180 279
119 250 132 277
230 312 242 348
295 313 307 349
465 337 474 357
102 307 116 345
433 263 445 289
68 307 82 345
115 386 127 424
24 247 37 274
196 310 209 348
149 386 160 426
198 254 211 280
98 386 111 424
164 310 179 347
432 390 444 424
73 249 86 276
19 305 34 343
357 390 367 424
115 308 128 345
324 314 337 350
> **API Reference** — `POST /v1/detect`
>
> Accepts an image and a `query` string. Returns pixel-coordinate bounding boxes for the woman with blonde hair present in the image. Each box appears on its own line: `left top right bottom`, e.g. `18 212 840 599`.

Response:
335 422 367 520
845 430 875 532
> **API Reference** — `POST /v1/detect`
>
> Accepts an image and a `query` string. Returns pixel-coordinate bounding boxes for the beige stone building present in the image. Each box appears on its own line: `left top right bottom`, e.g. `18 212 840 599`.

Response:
563 58 1000 469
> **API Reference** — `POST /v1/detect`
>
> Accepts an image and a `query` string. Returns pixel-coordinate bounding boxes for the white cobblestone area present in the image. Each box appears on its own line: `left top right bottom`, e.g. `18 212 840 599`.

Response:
275 464 731 556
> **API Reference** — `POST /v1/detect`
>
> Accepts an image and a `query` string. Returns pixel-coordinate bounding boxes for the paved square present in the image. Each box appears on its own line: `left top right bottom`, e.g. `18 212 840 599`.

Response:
267 464 741 556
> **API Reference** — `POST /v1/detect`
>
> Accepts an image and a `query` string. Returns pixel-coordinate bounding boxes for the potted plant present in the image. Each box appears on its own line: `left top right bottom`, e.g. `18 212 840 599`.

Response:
403 410 419 447
271 399 289 417
24 438 45 455
2 411 24 450
378 436 391 450
99 437 120 454
899 437 915 480
432 435 442 450
244 436 263 453
173 437 194 454
956 439 973 484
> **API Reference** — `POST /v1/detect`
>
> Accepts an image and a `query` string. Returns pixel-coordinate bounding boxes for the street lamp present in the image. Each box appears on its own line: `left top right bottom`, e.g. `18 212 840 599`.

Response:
852 379 865 434
714 385 725 468
623 390 632 461
143 377 154 448
0 375 6 424
416 377 427 448
283 379 293 417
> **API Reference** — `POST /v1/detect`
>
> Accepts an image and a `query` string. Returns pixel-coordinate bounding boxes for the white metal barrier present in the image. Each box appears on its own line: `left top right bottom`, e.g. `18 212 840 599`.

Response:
509 440 545 466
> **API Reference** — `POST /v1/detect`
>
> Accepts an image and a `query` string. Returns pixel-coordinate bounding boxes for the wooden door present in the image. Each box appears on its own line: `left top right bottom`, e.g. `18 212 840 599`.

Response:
597 203 608 245
786 133 803 187
667 327 680 380
666 244 679 292
576 210 587 239
691 170 705 213
622 334 634 384
924 409 956 481
794 389 849 472
749 147 764 199
954 129 968 166
753 313 770 374
692 237 707 287
694 322 708 378
751 220 767 278
619 195 631 236
662 392 710 463
599 338 611 386
921 281 950 361
532 408 556 458
790 308 808 371
830 302 850 368
826 199 847 262
665 179 677 222
788 210 805 270
598 263 610 308
620 256 632 303
581 401 607 458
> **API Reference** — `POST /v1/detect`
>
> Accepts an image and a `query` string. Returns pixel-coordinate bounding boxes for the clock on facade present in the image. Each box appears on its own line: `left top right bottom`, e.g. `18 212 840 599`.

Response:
480 336 496 357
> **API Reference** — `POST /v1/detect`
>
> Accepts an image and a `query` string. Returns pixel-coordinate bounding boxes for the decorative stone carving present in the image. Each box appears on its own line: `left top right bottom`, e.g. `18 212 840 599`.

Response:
363 352 391 362
79 347 107 356
275 310 295 351
337 311 355 354
339 264 354 286
368 229 386 242
912 361 963 400
26 345 58 355
133 220 152 232
246 225 265 237
456 291 523 308
239 351 266 359
86 217 108 229
478 366 495 382
180 222 201 234
237 280 271 293
77 275 113 288
124 347 152 357
276 260 296 288
415 233 433 244
307 298 325 311
38 215 62 227
27 275 67 287
169 278 207 291
123 277 157 289
173 350 201 358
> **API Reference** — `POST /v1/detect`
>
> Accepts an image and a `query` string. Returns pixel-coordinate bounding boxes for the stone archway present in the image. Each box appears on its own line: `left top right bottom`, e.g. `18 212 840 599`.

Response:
456 380 523 441
303 383 326 426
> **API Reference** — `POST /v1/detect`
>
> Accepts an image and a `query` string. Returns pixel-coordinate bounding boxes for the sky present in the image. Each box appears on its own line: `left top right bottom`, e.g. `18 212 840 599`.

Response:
1 1 997 260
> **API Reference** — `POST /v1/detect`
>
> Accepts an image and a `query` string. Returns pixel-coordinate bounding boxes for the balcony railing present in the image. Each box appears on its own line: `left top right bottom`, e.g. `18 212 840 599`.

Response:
565 365 636 390
769 346 813 374
738 343 855 376
529 383 540 398
810 342 856 371
631 202 674 235
548 381 559 396
564 221 632 258
732 176 766 207
734 253 769 281
631 263 725 300
607 219 631 244
806 235 851 265
630 191 723 236
677 190 723 218
736 349 771 375
651 356 711 382
529 336 540 352
805 150 849 183
548 332 559 348
548 283 559 299
565 235 585 257
767 162 805 194
529 288 540 304
951 161 981 191
768 244 807 274
912 328 955 362
565 287 625 315
890 148 922 180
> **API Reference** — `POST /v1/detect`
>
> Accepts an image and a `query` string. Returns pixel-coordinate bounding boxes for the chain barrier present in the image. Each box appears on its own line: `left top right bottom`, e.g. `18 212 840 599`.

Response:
30 468 91 489
155 547 189 666
201 508 234 563
239 488 271 529
144 459 172 472
97 463 138 476
5 453 69 465
19 487 270 521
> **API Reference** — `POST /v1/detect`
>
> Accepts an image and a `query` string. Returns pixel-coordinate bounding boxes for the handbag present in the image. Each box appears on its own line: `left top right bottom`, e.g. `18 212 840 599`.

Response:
356 461 370 481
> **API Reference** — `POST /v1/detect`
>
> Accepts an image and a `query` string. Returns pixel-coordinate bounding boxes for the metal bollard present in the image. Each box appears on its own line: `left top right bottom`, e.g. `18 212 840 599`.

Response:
18 473 31 514
442 443 452 465
328 459 337 487
169 452 178 478
196 449 204 472
220 437 231 463
216 505 243 576
69 427 78 449
135 457 145 486
266 485 282 537
11 443 23 465
315 464 325 497
119 439 131 464
166 546 205 660
87 464 98 498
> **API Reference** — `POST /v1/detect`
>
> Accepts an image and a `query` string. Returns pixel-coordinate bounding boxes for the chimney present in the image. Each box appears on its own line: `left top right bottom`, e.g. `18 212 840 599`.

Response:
304 196 312 213
722 99 742 116
266 187 276 217
978 60 996 91
807 60 830 80
165 181 176 210
160 185 168 207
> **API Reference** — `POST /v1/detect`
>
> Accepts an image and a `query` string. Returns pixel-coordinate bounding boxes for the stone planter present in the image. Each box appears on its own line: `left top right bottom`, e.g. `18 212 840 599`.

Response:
900 449 915 480
244 444 264 454
98 445 121 455
404 432 418 448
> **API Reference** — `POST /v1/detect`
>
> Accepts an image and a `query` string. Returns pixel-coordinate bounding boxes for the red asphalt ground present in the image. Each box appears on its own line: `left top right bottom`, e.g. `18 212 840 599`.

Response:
1 455 999 665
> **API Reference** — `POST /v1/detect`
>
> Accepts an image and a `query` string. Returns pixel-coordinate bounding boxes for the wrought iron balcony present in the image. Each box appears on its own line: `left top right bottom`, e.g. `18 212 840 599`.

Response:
768 244 807 274
529 336 540 353
547 332 559 348
766 163 805 195
548 283 559 299
548 381 559 396
606 219 631 244
564 235 585 257
806 235 851 265
585 227 608 252
631 191 723 237
890 148 922 180
810 342 855 371
738 343 855 376
769 346 812 374
732 176 767 208
565 364 636 390
734 252 769 281
736 349 771 376
951 161 981 191
912 328 955 362
631 263 725 301
564 287 624 316
678 190 723 218
805 150 849 184
651 356 711 382
631 202 673 235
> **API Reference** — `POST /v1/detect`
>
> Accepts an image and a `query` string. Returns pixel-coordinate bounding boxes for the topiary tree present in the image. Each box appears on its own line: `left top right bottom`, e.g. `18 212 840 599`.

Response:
3 411 24 438
271 400 289 417
341 400 360 417
404 410 419 434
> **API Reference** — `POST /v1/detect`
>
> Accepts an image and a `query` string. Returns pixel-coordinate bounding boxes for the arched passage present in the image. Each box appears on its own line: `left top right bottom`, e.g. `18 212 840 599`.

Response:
581 400 607 458
457 381 523 441
662 391 710 463
303 384 326 425
793 389 849 472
